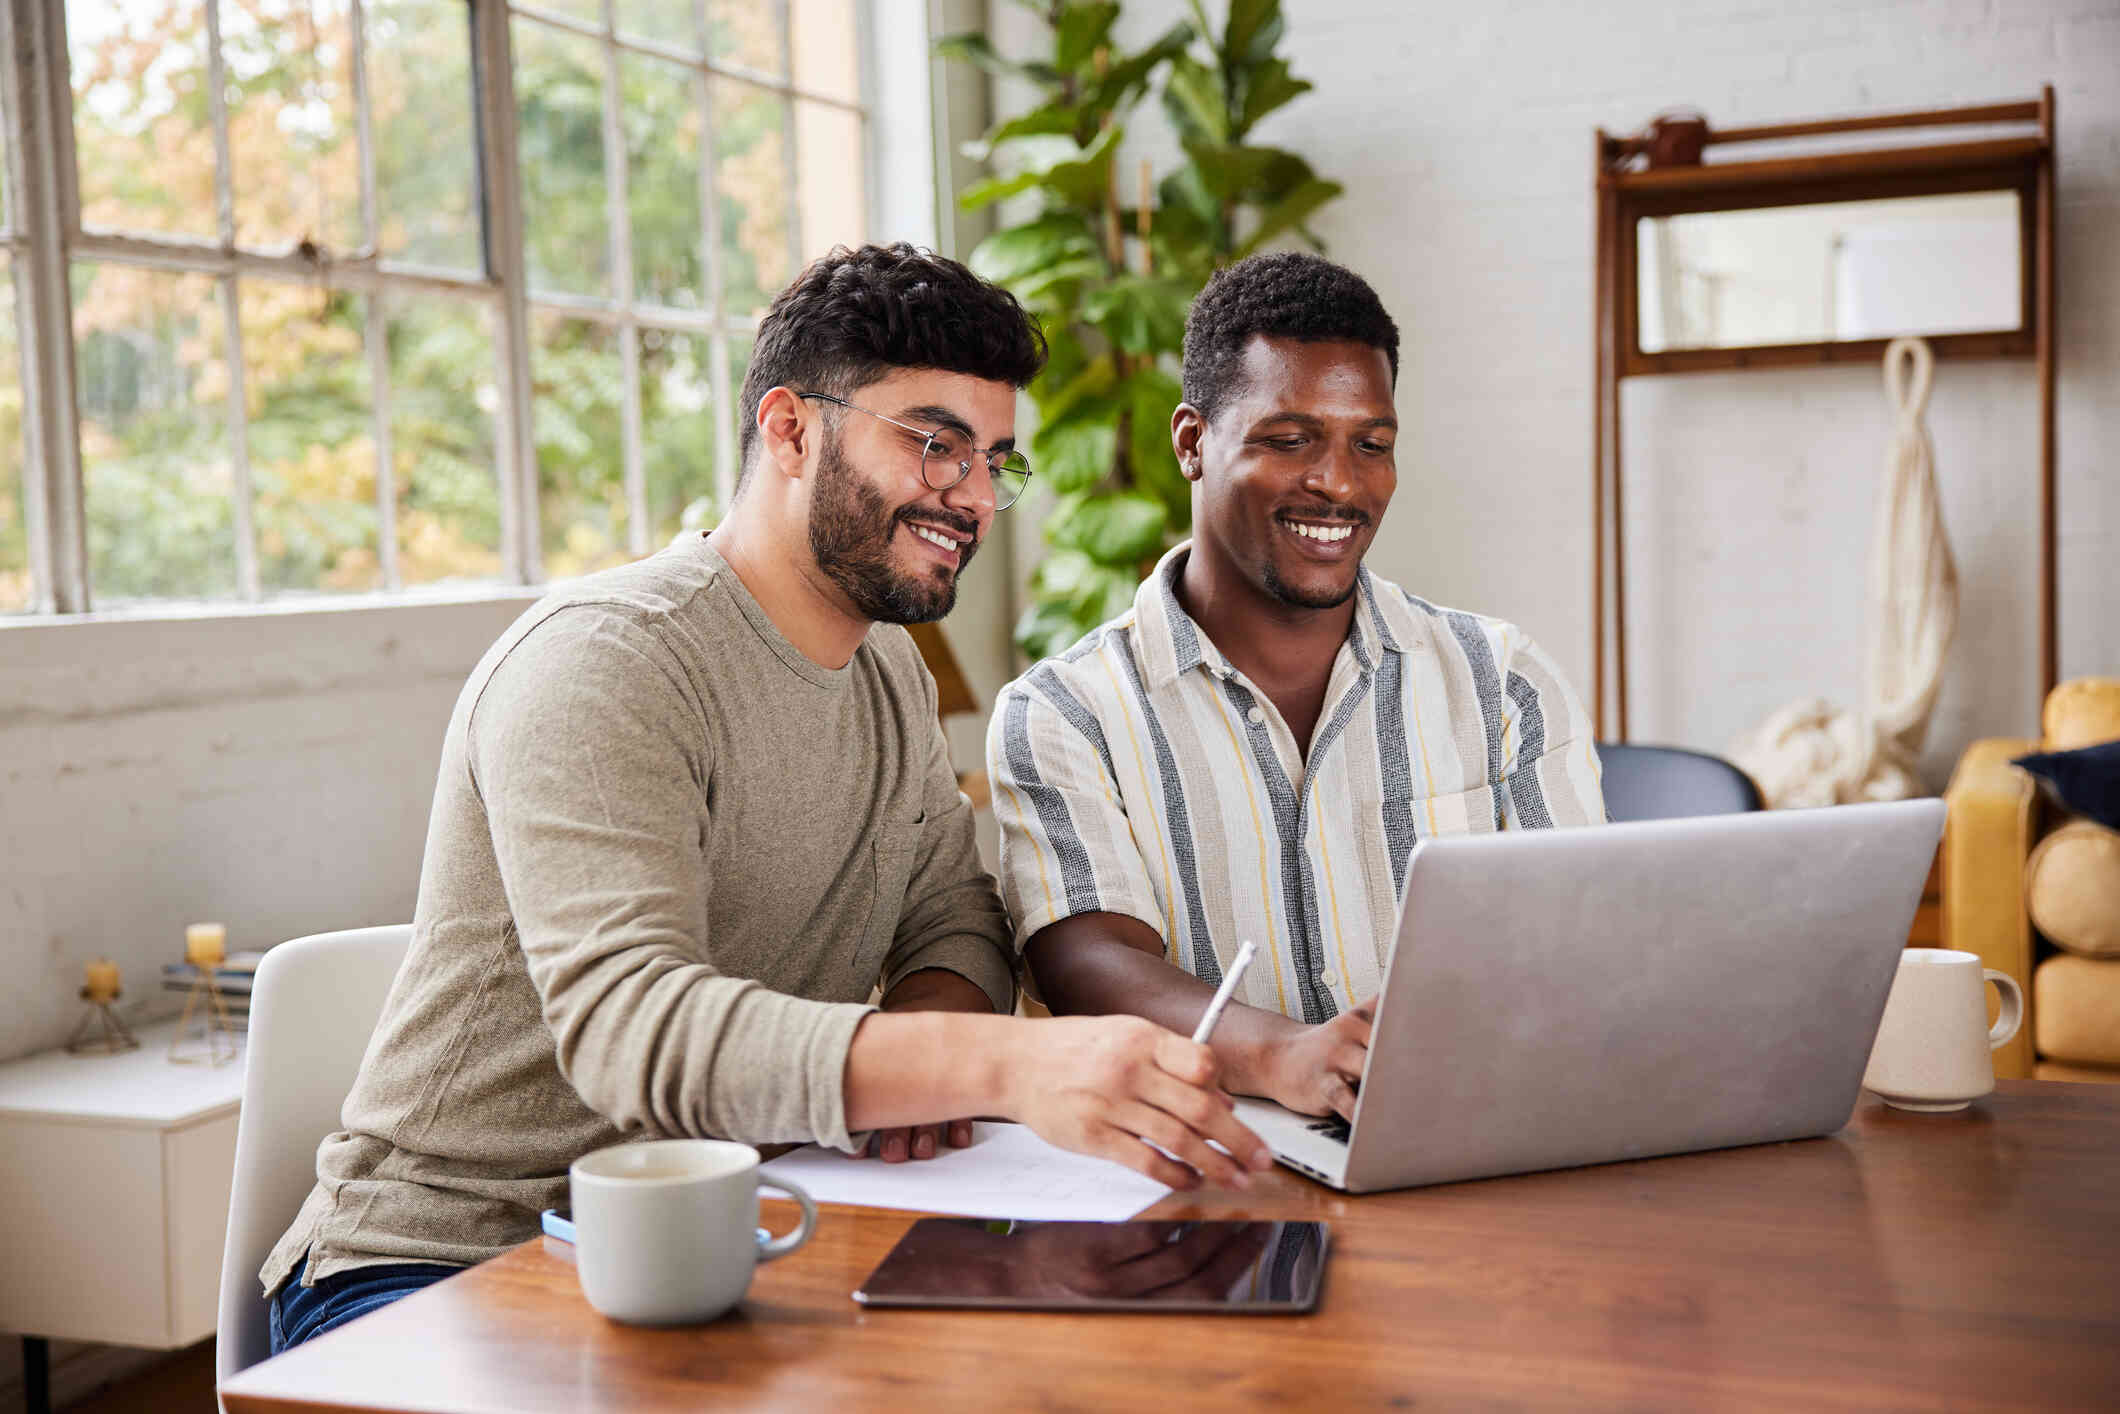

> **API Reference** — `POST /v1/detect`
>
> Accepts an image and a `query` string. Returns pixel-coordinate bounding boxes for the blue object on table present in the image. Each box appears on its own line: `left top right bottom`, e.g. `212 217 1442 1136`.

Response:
540 1208 768 1247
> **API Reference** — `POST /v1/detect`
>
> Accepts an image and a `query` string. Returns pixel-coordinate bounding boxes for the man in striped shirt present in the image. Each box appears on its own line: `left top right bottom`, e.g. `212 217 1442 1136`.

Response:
989 253 1605 1124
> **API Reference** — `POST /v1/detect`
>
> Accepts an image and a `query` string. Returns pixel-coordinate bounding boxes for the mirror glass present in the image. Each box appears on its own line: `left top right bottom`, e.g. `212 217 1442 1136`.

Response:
1636 190 2022 353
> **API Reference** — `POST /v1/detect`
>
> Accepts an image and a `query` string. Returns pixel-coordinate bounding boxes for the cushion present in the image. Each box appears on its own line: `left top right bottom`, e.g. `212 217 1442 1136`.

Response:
2043 677 2120 751
2025 821 2120 958
2033 1059 2120 1084
2012 740 2120 831
2033 954 2120 1068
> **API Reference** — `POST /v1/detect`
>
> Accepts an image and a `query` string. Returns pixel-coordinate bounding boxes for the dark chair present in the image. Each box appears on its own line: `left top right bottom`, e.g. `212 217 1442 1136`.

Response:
1596 743 1765 823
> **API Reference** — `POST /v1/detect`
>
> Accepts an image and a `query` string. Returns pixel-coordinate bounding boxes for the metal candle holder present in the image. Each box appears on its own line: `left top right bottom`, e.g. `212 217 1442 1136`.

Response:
169 971 240 1067
66 987 140 1056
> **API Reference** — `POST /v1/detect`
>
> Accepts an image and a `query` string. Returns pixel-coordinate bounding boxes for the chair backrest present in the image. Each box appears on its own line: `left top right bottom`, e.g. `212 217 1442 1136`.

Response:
1597 743 1765 823
216 924 412 1392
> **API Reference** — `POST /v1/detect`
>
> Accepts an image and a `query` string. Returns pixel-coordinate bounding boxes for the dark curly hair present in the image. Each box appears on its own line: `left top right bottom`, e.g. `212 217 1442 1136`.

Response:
1180 252 1399 421
737 243 1046 488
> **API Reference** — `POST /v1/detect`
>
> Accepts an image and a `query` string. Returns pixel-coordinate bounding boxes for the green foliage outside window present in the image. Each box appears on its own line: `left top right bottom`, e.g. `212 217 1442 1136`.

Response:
939 0 1341 660
57 0 777 605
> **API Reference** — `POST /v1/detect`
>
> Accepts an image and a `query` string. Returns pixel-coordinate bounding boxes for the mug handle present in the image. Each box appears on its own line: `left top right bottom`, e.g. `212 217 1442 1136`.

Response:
754 1177 817 1262
1983 969 2025 1051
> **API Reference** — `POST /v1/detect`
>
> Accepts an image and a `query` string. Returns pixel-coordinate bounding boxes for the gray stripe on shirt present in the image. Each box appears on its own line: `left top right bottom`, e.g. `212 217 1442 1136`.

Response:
1218 677 1333 1025
1002 689 1102 915
1027 662 1119 787
1373 649 1419 896
1112 627 1220 985
1444 611 1507 829
1504 671 1554 829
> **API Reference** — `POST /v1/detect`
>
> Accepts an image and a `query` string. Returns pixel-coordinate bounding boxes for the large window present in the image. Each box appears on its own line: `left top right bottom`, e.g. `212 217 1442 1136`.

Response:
1 0 868 614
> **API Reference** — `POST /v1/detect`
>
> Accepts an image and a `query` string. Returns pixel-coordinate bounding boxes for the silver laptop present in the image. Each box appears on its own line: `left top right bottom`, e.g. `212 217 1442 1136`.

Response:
1233 798 1945 1192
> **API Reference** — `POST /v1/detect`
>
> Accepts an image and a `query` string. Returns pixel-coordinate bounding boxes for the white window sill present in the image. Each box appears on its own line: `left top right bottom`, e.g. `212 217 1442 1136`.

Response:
0 581 548 636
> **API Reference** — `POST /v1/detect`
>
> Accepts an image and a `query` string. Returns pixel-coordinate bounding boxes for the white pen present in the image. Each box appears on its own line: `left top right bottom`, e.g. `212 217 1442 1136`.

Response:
1191 940 1258 1045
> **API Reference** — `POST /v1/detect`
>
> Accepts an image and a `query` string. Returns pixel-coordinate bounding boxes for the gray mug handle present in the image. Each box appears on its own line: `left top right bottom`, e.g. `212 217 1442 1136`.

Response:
1982 969 2024 1050
754 1176 817 1262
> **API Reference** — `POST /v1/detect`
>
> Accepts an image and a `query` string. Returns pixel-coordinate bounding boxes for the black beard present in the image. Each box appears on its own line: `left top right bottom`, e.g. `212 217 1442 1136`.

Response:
807 434 979 625
1262 559 1358 611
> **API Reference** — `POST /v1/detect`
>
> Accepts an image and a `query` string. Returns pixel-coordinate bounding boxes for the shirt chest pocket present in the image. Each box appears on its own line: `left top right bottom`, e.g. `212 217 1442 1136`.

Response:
850 820 923 989
1358 783 1504 900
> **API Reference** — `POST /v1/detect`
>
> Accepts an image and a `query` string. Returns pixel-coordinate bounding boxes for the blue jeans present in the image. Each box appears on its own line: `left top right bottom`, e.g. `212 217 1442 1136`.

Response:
268 1253 461 1353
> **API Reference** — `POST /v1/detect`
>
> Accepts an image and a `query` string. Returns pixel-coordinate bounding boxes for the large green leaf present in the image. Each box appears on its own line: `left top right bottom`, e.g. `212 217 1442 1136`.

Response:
1235 177 1344 258
1032 405 1121 494
1053 2 1122 72
1081 275 1192 355
1032 546 1103 603
1082 22 1193 116
1158 165 1217 226
1224 0 1284 66
1161 53 1227 145
1182 139 1313 203
1181 0 1213 44
962 104 1085 162
1048 490 1168 565
1086 565 1141 622
1036 327 1091 399
968 213 1100 286
1011 256 1107 307
1015 595 1101 662
1150 168 1226 269
1124 367 1188 515
1035 353 1119 424
933 33 1061 86
1031 547 1138 622
958 128 1121 212
1234 57 1310 137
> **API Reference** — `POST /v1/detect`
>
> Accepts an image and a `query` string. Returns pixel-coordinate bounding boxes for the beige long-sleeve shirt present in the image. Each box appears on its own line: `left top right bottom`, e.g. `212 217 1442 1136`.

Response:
264 534 1014 1291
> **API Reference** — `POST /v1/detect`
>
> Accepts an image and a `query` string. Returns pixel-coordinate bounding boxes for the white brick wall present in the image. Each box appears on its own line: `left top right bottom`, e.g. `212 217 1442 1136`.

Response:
1101 0 2118 783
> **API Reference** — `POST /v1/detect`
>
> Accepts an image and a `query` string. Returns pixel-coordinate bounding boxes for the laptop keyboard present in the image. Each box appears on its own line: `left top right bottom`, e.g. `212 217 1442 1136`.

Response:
1305 1116 1352 1145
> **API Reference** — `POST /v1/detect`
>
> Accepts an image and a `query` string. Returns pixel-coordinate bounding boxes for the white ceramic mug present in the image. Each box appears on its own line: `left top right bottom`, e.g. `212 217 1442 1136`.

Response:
1862 949 2024 1112
569 1138 817 1325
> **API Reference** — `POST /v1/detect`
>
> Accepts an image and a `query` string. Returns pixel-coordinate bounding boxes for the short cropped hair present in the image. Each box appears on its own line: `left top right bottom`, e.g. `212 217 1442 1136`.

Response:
1180 252 1399 421
737 243 1046 487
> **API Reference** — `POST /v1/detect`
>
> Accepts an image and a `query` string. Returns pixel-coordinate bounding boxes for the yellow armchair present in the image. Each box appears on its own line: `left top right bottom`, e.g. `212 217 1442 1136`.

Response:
1942 678 2120 1080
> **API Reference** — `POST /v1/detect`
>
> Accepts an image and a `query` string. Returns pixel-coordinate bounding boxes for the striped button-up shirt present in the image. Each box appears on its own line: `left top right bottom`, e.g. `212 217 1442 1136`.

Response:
987 543 1606 1025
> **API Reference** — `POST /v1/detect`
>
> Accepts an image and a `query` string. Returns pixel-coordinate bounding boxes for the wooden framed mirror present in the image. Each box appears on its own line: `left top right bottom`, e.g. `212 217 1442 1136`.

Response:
1590 91 2056 740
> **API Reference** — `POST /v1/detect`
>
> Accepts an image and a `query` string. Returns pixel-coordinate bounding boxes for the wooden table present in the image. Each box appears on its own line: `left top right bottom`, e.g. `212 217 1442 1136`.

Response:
219 1082 2120 1412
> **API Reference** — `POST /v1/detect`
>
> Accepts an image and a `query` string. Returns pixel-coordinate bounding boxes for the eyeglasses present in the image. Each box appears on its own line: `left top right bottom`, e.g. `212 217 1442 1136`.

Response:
796 391 1032 511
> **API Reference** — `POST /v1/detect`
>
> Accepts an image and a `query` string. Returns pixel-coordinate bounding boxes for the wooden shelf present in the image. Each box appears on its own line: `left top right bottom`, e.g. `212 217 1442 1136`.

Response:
1604 135 2044 196
1589 89 2058 740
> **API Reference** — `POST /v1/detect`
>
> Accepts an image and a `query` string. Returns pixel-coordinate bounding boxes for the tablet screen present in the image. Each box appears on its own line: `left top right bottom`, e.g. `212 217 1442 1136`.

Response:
852 1218 1328 1313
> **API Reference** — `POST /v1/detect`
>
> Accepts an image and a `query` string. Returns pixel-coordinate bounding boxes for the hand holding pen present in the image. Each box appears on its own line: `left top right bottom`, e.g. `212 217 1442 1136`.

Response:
1192 940 1258 1046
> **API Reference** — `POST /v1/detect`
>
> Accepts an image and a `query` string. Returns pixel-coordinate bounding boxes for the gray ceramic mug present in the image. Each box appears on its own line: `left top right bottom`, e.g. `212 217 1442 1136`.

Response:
569 1139 816 1324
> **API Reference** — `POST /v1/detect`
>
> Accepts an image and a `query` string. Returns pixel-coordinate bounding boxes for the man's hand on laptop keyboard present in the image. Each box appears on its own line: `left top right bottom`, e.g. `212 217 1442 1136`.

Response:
1239 996 1375 1122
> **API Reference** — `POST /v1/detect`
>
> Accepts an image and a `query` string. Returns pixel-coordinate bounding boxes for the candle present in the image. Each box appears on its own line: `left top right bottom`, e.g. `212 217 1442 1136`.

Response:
84 958 121 1003
185 922 227 968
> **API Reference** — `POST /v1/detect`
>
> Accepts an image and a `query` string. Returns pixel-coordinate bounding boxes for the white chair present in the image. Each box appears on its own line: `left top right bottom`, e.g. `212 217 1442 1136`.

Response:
215 924 412 1397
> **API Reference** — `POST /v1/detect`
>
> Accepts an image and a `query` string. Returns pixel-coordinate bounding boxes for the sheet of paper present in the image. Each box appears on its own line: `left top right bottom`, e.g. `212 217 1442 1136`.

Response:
758 1122 1171 1222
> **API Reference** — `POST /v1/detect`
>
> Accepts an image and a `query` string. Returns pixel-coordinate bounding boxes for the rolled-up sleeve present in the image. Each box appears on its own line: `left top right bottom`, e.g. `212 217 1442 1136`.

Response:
471 606 873 1151
1496 629 1607 829
985 677 1164 949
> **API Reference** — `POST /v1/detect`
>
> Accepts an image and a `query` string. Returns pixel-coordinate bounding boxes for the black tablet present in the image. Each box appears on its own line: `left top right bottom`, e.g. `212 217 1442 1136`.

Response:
852 1218 1328 1313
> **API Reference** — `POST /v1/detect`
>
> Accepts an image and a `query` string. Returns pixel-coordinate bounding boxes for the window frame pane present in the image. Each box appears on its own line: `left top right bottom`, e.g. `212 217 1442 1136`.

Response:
7 0 871 615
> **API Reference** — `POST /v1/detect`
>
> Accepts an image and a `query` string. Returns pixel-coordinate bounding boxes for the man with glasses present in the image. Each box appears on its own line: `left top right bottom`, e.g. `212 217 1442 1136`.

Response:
261 244 1270 1350
988 253 1604 1128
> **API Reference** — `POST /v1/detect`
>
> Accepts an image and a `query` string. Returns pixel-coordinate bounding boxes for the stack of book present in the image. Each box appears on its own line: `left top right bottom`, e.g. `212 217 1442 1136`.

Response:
161 951 267 1030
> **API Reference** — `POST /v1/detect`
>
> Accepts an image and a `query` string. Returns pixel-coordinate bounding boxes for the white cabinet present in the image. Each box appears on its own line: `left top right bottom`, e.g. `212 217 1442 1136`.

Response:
0 1022 245 1348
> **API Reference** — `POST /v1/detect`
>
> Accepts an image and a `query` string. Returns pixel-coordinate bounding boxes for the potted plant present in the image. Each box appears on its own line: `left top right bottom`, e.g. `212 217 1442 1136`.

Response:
940 0 1342 659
